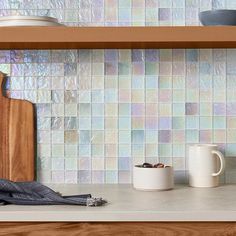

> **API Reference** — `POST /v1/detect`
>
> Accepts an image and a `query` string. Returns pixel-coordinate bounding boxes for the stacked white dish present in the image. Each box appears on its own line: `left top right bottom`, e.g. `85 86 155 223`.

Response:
0 16 63 26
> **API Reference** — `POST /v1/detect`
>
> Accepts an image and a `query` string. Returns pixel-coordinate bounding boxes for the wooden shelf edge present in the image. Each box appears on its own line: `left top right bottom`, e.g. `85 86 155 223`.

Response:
0 222 236 235
0 26 236 49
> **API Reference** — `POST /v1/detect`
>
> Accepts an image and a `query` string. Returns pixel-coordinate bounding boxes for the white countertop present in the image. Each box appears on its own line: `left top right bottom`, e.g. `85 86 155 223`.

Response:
0 184 236 222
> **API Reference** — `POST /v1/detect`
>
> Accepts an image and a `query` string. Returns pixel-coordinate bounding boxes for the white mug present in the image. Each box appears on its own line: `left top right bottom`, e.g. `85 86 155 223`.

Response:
188 144 225 187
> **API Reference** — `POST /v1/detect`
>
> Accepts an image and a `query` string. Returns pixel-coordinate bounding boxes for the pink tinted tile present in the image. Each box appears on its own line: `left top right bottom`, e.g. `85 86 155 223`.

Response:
200 130 212 143
146 103 157 115
173 49 185 61
173 62 185 76
185 103 199 115
105 62 118 75
132 117 145 129
118 171 131 183
119 89 131 102
186 76 198 89
172 130 185 143
159 62 172 75
79 158 91 170
146 0 158 7
92 170 104 183
146 117 158 129
132 103 145 116
132 62 145 75
105 0 117 8
159 130 172 143
214 130 226 143
227 117 236 129
132 0 145 8
159 90 172 102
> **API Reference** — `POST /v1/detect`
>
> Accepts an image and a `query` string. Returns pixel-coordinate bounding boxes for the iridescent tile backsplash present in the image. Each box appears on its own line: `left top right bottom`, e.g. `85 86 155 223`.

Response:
1 0 236 183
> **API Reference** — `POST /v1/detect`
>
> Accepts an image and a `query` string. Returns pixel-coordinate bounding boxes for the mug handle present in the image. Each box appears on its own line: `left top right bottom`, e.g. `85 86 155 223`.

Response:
211 150 225 177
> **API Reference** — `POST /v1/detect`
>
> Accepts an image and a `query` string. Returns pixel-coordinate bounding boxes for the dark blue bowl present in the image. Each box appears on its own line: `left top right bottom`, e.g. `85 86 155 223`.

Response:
199 10 236 26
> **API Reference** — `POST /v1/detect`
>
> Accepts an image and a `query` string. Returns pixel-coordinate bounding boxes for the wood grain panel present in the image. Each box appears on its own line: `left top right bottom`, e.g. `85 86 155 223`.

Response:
0 72 35 181
0 222 235 236
0 26 235 49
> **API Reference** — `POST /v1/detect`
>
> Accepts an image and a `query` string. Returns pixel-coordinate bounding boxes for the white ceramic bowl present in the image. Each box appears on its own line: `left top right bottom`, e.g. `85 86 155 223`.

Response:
133 166 174 191
0 16 63 26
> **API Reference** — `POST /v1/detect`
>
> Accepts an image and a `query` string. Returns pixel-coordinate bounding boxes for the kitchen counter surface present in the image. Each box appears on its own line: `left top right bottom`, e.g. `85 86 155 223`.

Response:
0 184 236 222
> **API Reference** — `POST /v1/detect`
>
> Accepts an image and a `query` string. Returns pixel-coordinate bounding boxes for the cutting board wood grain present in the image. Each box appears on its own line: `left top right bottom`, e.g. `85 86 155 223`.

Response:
0 72 35 181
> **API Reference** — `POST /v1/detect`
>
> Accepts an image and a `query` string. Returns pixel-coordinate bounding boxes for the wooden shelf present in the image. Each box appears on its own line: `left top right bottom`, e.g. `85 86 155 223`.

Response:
0 26 236 49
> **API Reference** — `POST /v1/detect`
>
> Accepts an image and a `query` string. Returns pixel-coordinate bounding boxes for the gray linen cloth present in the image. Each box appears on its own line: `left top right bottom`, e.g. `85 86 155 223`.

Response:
0 179 107 207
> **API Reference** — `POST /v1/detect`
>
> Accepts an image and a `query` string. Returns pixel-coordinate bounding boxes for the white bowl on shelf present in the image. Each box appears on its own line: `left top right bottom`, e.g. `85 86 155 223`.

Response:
0 15 63 26
133 166 174 191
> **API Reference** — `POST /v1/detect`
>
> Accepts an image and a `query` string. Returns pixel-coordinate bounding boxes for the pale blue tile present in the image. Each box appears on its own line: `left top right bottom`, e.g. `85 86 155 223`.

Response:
132 130 145 144
132 76 144 89
105 89 118 102
226 144 236 157
119 131 131 143
146 76 158 88
119 157 131 170
92 90 104 103
92 117 104 130
213 117 226 129
186 130 199 143
200 117 212 129
80 130 91 144
106 171 118 183
186 116 199 129
173 103 185 116
119 145 131 157
186 49 198 62
158 144 172 157
79 145 91 157
119 117 131 129
79 118 91 130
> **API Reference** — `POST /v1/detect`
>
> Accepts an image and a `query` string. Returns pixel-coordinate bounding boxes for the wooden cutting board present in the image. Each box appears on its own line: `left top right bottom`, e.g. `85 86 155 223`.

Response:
0 72 35 181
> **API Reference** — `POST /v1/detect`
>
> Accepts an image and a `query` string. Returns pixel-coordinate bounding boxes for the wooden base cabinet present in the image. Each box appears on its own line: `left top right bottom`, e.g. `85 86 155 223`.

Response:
0 222 235 236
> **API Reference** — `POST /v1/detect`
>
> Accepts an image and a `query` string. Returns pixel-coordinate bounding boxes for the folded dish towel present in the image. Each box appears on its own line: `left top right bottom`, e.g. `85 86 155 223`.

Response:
0 179 107 207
